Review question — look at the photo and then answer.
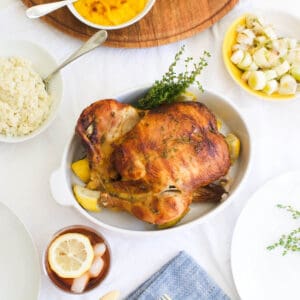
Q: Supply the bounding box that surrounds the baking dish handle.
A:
[50,168,73,206]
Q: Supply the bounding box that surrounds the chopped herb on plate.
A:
[267,204,300,255]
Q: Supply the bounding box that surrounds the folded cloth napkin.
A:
[126,251,230,300]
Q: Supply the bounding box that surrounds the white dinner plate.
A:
[231,171,300,300]
[0,202,40,300]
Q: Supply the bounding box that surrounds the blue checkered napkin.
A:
[125,251,230,300]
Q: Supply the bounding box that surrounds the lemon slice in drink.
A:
[48,233,94,278]
[73,185,101,212]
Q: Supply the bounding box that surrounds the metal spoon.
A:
[43,30,108,88]
[26,0,77,19]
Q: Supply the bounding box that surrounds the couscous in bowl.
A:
[0,40,62,143]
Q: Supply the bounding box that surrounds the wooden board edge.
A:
[21,0,239,48]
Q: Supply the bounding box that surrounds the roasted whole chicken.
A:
[76,99,230,226]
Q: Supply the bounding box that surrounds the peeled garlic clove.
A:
[247,62,259,71]
[245,14,264,30]
[237,29,255,45]
[264,70,277,81]
[286,51,296,64]
[274,60,290,77]
[263,26,277,40]
[252,22,264,35]
[253,47,269,68]
[242,29,255,44]
[255,35,267,46]
[294,51,300,64]
[94,243,106,256]
[232,43,249,52]
[245,14,257,28]
[230,50,244,65]
[100,290,121,300]
[236,24,246,33]
[279,74,297,95]
[266,51,280,67]
[271,39,280,51]
[290,65,300,81]
[248,71,267,90]
[89,256,104,278]
[287,38,297,49]
[71,273,90,294]
[237,52,252,70]
[241,71,252,82]
[272,39,288,57]
[263,80,278,95]
[244,29,256,38]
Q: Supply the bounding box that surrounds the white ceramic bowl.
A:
[68,0,156,30]
[0,40,63,143]
[50,86,252,235]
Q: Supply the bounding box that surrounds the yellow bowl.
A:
[222,13,295,101]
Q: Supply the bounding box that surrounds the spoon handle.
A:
[26,0,76,19]
[44,30,108,84]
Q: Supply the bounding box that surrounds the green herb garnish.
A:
[267,204,300,255]
[276,204,300,219]
[136,46,210,110]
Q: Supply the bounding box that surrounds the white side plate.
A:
[231,171,300,300]
[0,202,40,300]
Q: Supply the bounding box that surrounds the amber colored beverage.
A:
[44,225,110,293]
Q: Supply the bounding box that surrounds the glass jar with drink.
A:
[44,225,111,294]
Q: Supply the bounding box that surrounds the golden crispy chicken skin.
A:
[76,99,230,226]
[76,99,142,190]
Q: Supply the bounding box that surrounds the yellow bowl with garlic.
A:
[222,13,297,101]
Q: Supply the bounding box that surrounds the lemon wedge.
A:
[71,158,90,183]
[217,118,222,131]
[73,185,101,212]
[48,233,94,279]
[157,209,189,229]
[225,133,241,163]
[175,91,197,102]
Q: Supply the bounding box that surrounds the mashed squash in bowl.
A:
[69,0,155,29]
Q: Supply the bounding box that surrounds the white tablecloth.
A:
[1,0,300,299]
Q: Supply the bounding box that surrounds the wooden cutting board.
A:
[22,0,238,48]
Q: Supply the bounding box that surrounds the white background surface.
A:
[1,0,300,299]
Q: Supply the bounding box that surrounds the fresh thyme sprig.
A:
[136,46,210,110]
[267,204,300,255]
